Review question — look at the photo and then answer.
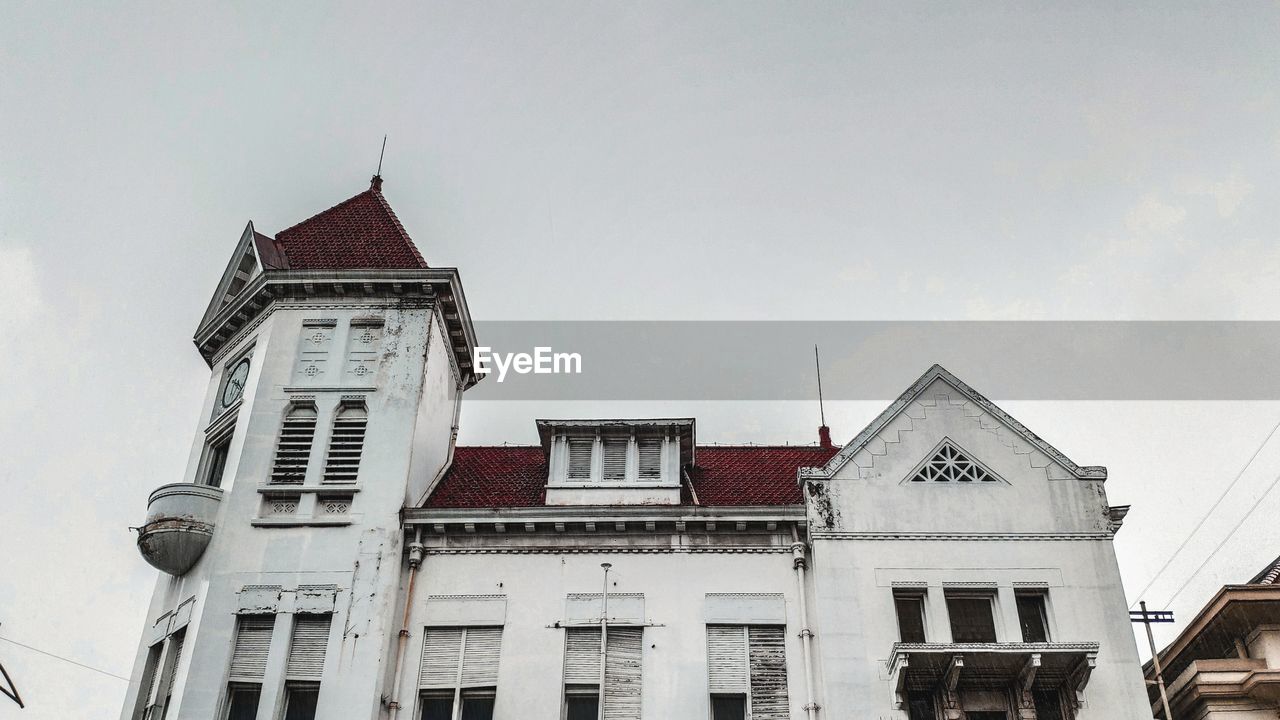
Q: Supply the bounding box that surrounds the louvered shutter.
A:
[602,438,628,481]
[229,616,274,680]
[460,627,502,687]
[285,615,331,680]
[323,406,366,484]
[603,627,643,720]
[270,406,317,484]
[747,627,790,720]
[706,626,748,693]
[567,439,593,480]
[419,628,464,688]
[563,627,601,684]
[637,439,662,480]
[156,633,184,719]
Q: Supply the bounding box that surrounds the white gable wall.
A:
[805,377,1150,719]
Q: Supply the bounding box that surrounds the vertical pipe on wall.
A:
[387,527,425,720]
[791,526,819,720]
[598,563,612,720]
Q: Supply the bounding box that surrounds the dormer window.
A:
[536,419,695,506]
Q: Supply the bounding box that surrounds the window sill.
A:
[251,517,355,528]
[283,385,377,393]
[257,484,361,494]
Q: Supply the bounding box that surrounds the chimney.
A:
[818,425,832,450]
[370,174,383,192]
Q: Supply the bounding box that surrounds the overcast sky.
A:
[4,2,1280,717]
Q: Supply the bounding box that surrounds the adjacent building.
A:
[1143,557,1280,719]
[122,179,1153,720]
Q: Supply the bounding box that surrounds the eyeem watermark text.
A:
[473,346,582,382]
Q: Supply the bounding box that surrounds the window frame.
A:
[944,591,999,644]
[562,683,600,720]
[893,591,929,643]
[709,693,748,720]
[281,682,321,720]
[1015,590,1051,643]
[222,682,263,720]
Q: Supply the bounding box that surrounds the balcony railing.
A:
[135,483,223,576]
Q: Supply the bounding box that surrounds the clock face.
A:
[221,359,250,408]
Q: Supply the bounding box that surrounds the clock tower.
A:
[121,176,480,720]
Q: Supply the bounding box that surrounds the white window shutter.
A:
[602,438,627,481]
[747,626,790,720]
[603,627,643,720]
[419,628,464,688]
[270,406,317,484]
[323,405,367,484]
[460,627,503,687]
[637,439,662,480]
[706,625,748,693]
[563,627,601,684]
[229,616,274,680]
[285,615,331,681]
[567,438,593,480]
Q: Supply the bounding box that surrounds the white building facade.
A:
[121,180,1153,720]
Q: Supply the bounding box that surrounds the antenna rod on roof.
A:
[815,345,833,449]
[377,135,387,177]
[815,345,826,427]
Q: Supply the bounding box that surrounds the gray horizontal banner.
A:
[462,321,1280,401]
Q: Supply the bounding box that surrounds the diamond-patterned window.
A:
[909,440,998,483]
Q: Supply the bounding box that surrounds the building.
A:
[122,179,1153,720]
[1143,557,1280,719]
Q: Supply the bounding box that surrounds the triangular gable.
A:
[199,221,269,331]
[903,437,1007,484]
[804,364,1106,481]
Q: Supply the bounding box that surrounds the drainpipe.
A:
[791,526,819,720]
[598,563,612,720]
[387,527,425,720]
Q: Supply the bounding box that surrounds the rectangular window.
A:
[157,630,184,720]
[226,615,273,719]
[282,685,320,720]
[203,437,231,487]
[1032,689,1065,720]
[1016,592,1050,643]
[418,691,453,720]
[602,438,628,481]
[566,438,593,480]
[711,695,746,720]
[225,684,261,720]
[563,627,643,720]
[946,594,998,643]
[564,686,599,720]
[705,626,789,720]
[907,693,937,720]
[637,438,662,480]
[418,627,502,720]
[894,593,927,643]
[133,643,162,720]
[966,713,1009,720]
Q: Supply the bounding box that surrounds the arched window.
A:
[269,404,317,485]
[323,404,367,484]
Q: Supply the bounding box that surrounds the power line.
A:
[1163,463,1280,609]
[0,635,129,683]
[1128,415,1280,609]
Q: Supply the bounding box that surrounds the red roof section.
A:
[265,178,428,270]
[423,444,840,509]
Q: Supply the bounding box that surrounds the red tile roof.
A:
[263,178,428,271]
[423,444,840,509]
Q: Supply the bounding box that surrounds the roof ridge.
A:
[367,187,427,267]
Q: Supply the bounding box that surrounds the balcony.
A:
[136,483,223,576]
[888,642,1099,713]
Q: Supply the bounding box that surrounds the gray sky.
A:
[3,2,1280,717]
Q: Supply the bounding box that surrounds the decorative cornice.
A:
[810,531,1114,541]
[423,546,791,555]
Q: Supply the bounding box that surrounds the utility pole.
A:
[598,563,611,720]
[1130,602,1175,719]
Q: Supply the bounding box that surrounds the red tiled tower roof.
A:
[263,176,428,271]
[423,444,840,509]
